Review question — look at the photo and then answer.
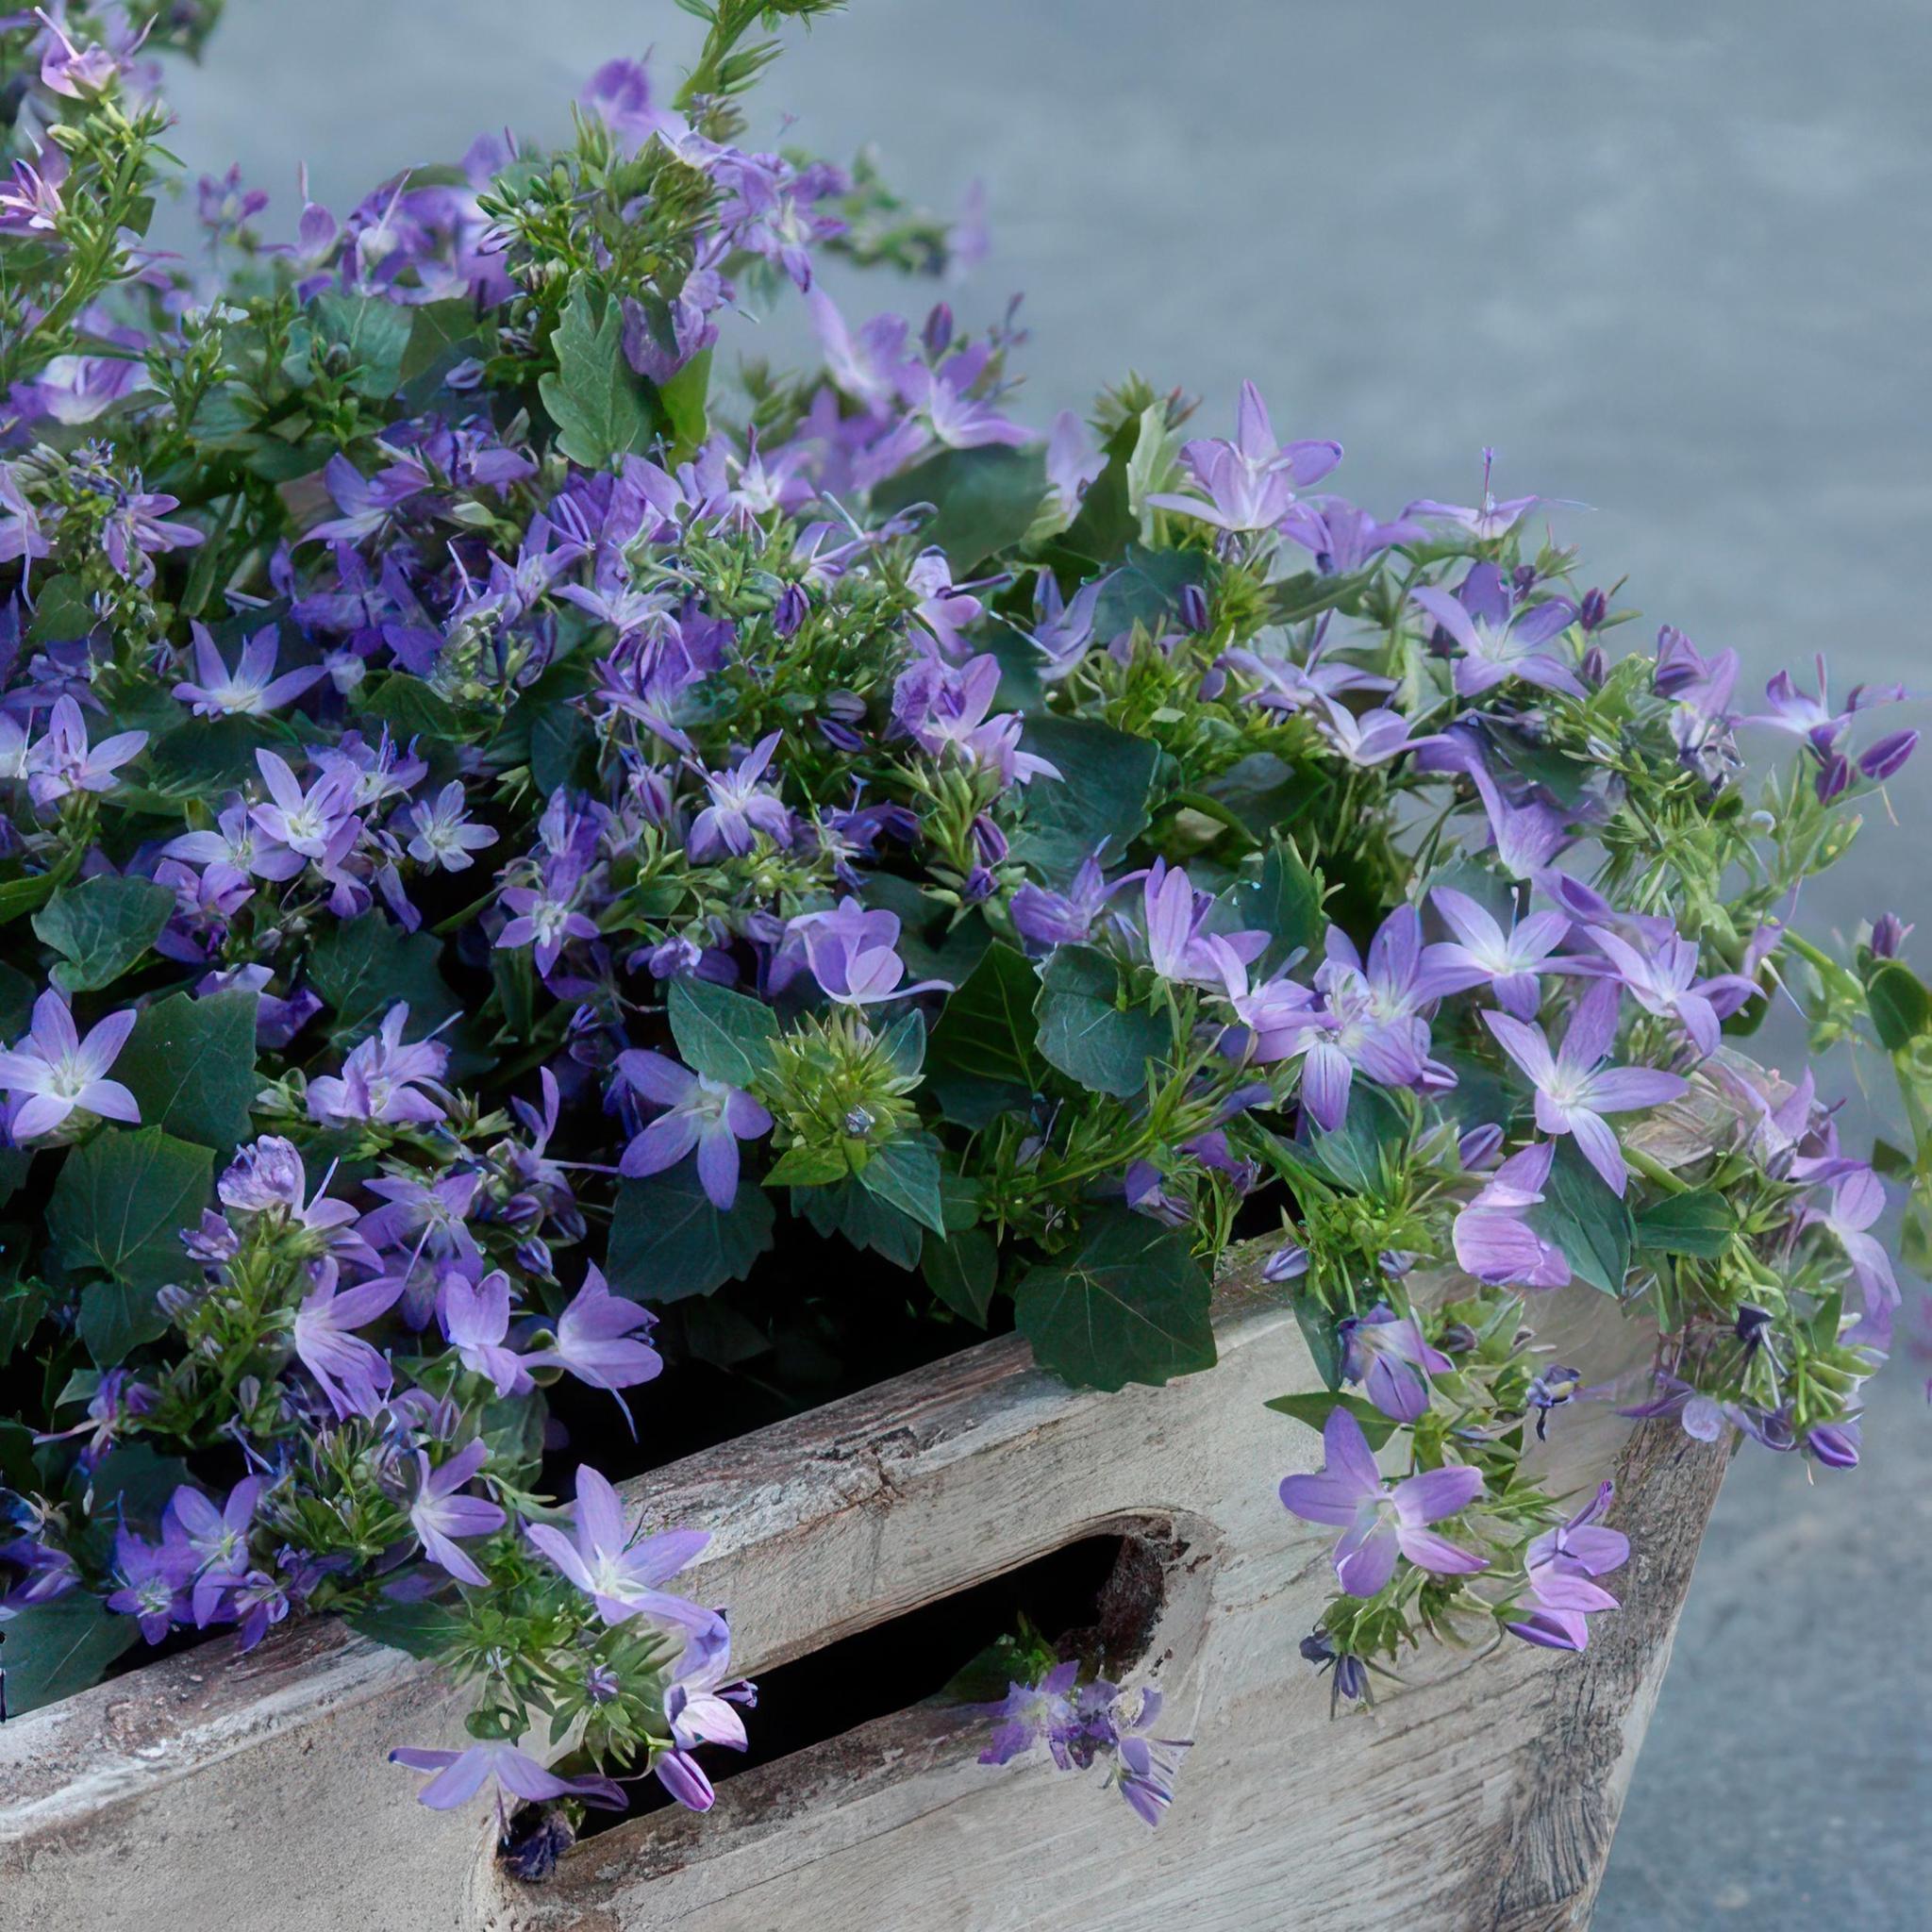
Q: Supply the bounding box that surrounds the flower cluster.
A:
[1,0,1928,1853]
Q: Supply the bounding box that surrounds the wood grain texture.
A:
[0,1247,1724,1932]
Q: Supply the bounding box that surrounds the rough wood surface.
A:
[0,1255,1724,1932]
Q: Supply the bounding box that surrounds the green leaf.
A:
[924,942,1043,1127]
[923,1223,998,1325]
[657,345,712,458]
[794,1175,924,1270]
[142,715,282,797]
[0,1277,49,1367]
[92,1442,191,1520]
[1525,1140,1636,1295]
[1013,1208,1216,1391]
[764,1143,851,1187]
[0,958,36,1039]
[363,675,471,743]
[77,1276,169,1364]
[857,1133,947,1237]
[1058,416,1141,561]
[0,1592,140,1716]
[1298,1082,1410,1195]
[1091,542,1208,638]
[32,875,175,993]
[345,1594,465,1661]
[539,277,658,469]
[26,575,96,647]
[306,914,458,1045]
[1291,1293,1344,1391]
[1266,567,1377,625]
[529,701,598,793]
[308,291,413,399]
[1868,962,1932,1052]
[1224,840,1324,974]
[1010,717,1160,882]
[1263,1391,1398,1448]
[1634,1188,1737,1258]
[116,990,258,1150]
[1035,945,1169,1099]
[872,444,1048,568]
[606,1167,774,1303]
[48,1126,215,1293]
[667,977,778,1090]
[398,298,485,405]
[876,1009,925,1078]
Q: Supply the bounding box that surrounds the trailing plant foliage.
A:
[0,0,1927,1839]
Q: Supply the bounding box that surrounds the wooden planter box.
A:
[0,1244,1723,1932]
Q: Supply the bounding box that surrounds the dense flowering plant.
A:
[2,0,1929,1851]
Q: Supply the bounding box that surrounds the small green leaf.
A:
[33,875,175,993]
[77,1276,169,1365]
[1267,567,1377,625]
[1091,542,1208,638]
[764,1143,851,1187]
[363,675,471,743]
[857,1133,947,1237]
[48,1125,215,1293]
[924,1223,998,1325]
[117,990,258,1150]
[26,575,96,648]
[142,715,282,797]
[667,977,778,1090]
[1263,1391,1398,1448]
[308,291,413,398]
[871,444,1047,568]
[1224,839,1324,974]
[1014,1208,1215,1391]
[346,1594,465,1661]
[307,914,458,1045]
[1525,1140,1636,1295]
[924,942,1043,1127]
[1291,1293,1345,1391]
[1868,961,1932,1053]
[0,1277,49,1366]
[606,1167,774,1303]
[0,1592,140,1716]
[1058,415,1141,560]
[1010,718,1159,883]
[794,1176,924,1270]
[656,345,711,458]
[1634,1188,1737,1258]
[1035,945,1169,1099]
[1298,1082,1409,1195]
[539,277,658,469]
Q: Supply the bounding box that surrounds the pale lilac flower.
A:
[1409,562,1581,700]
[101,484,202,587]
[162,800,304,883]
[172,622,324,718]
[390,1741,623,1813]
[901,344,1029,450]
[1588,925,1757,1057]
[1743,654,1904,749]
[1404,449,1539,541]
[1505,1482,1628,1652]
[25,694,147,807]
[1146,380,1341,534]
[291,1263,405,1419]
[793,896,952,1008]
[1452,1141,1572,1289]
[164,1477,262,1604]
[250,749,358,861]
[805,288,910,411]
[0,153,64,236]
[496,862,600,975]
[687,732,793,861]
[306,1005,451,1127]
[1802,1167,1898,1319]
[105,1529,194,1644]
[403,781,498,873]
[891,653,1058,785]
[303,452,425,546]
[1313,700,1434,767]
[1482,982,1688,1195]
[1425,886,1571,1020]
[1044,408,1103,519]
[905,548,983,660]
[617,1049,772,1208]
[1337,1305,1453,1423]
[1279,497,1424,574]
[526,1263,663,1394]
[1278,1407,1487,1597]
[525,1465,724,1645]
[0,461,53,575]
[1026,569,1109,681]
[408,1440,506,1587]
[218,1136,363,1248]
[1010,851,1117,950]
[441,1270,534,1398]
[654,1633,758,1813]
[0,989,139,1141]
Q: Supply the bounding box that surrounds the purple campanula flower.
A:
[1146,380,1341,534]
[360,1169,482,1267]
[617,1049,773,1209]
[249,749,358,862]
[390,1741,624,1815]
[1871,911,1912,959]
[1026,569,1110,681]
[1860,729,1919,783]
[1313,700,1436,768]
[891,652,1058,786]
[526,1263,663,1395]
[1806,1421,1862,1470]
[403,781,499,873]
[105,1529,196,1644]
[1743,654,1905,749]
[0,988,139,1141]
[1337,1305,1453,1423]
[1278,1407,1487,1597]
[900,342,1029,450]
[292,1262,406,1420]
[1009,851,1117,951]
[1409,562,1581,701]
[33,1369,155,1473]
[407,1439,505,1587]
[0,152,65,237]
[441,1270,534,1398]
[302,452,426,546]
[525,1465,724,1648]
[497,859,600,976]
[792,896,952,1008]
[1044,408,1103,520]
[1123,1159,1190,1225]
[306,1005,451,1127]
[1505,1482,1628,1651]
[195,163,268,237]
[1452,1141,1572,1289]
[172,622,323,718]
[163,799,303,883]
[219,1136,364,1251]
[1801,1167,1898,1321]
[1424,887,1571,1020]
[687,731,793,861]
[1482,982,1687,1196]
[25,694,147,807]
[1300,1628,1374,1716]
[654,1632,758,1813]
[101,483,202,588]
[1404,448,1539,541]
[0,460,54,577]
[164,1477,262,1605]
[902,548,984,661]
[1263,1241,1310,1283]
[1279,497,1423,575]
[806,287,912,412]
[1587,925,1758,1057]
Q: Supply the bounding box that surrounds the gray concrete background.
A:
[156,4,1932,1922]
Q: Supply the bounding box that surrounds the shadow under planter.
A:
[0,1249,1724,1932]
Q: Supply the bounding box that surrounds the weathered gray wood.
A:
[0,1252,1724,1932]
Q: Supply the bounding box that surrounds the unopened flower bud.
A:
[1872,911,1911,958]
[922,302,953,357]
[1860,728,1919,782]
[1178,582,1209,635]
[842,1106,874,1139]
[1578,587,1608,632]
[774,583,808,639]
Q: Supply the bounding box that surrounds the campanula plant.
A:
[1,0,1929,1857]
